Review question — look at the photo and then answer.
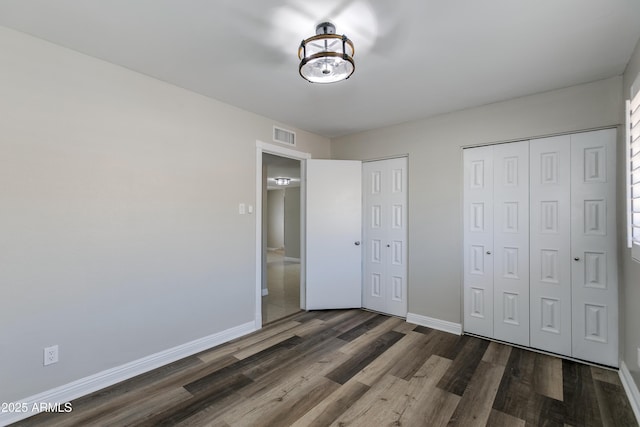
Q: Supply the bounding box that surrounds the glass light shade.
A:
[299,23,354,84]
[274,177,291,186]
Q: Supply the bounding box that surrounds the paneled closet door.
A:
[385,157,408,317]
[363,160,387,314]
[492,141,529,346]
[571,129,618,367]
[530,135,572,356]
[362,157,408,317]
[463,146,494,337]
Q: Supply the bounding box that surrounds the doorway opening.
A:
[262,153,302,324]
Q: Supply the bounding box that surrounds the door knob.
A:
[574,257,580,261]
[354,241,361,246]
[387,244,391,248]
[486,251,492,255]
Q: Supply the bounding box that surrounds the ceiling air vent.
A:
[273,126,296,146]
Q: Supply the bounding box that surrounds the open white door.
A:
[306,159,362,309]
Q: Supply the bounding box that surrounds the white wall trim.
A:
[619,361,640,424]
[256,140,311,160]
[256,144,265,329]
[406,313,462,335]
[0,321,255,426]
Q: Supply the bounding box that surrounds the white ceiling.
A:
[1,1,639,138]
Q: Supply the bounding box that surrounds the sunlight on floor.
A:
[262,249,301,324]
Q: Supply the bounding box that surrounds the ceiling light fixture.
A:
[274,177,291,186]
[298,22,354,84]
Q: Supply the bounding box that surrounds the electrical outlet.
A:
[44,345,59,366]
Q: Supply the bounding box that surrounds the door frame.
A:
[255,140,311,329]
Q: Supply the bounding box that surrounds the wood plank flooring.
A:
[14,309,637,427]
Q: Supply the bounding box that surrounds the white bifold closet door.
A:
[362,157,408,317]
[530,135,572,356]
[463,146,494,338]
[528,129,618,366]
[463,143,529,345]
[570,129,618,366]
[465,129,617,366]
[492,141,529,346]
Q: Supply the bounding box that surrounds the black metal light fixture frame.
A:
[298,22,355,84]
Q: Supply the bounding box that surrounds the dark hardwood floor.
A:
[14,309,637,426]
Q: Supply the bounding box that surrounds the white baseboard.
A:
[262,288,269,296]
[619,361,640,425]
[0,321,256,426]
[406,313,462,335]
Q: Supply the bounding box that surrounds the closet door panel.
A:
[463,146,494,337]
[385,157,408,317]
[493,141,530,346]
[571,129,618,367]
[363,161,387,314]
[530,135,572,356]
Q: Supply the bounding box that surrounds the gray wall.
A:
[0,26,330,402]
[622,37,640,385]
[284,187,301,259]
[331,76,622,325]
[267,189,285,249]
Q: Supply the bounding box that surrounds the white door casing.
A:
[255,141,310,328]
[492,141,530,346]
[570,129,618,366]
[463,146,494,337]
[362,158,408,317]
[306,159,362,310]
[530,135,572,356]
